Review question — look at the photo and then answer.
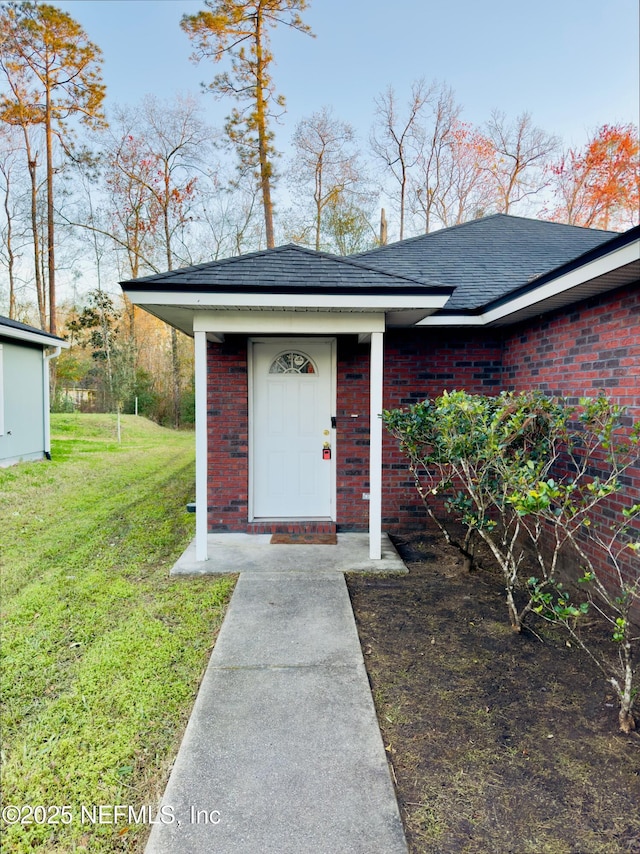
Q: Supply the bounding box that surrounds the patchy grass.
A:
[347,531,640,854]
[0,414,235,853]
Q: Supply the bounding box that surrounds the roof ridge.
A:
[281,241,448,287]
[326,249,448,288]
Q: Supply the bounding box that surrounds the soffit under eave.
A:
[486,261,640,327]
[420,260,640,329]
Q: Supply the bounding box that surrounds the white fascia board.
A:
[0,325,70,348]
[420,314,486,326]
[126,290,450,312]
[419,239,639,328]
[193,310,385,334]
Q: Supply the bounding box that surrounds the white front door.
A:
[251,338,336,519]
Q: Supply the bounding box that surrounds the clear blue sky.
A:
[57,0,639,152]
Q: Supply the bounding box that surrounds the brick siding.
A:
[503,283,640,407]
[381,329,504,530]
[502,283,640,588]
[206,336,248,532]
[336,337,371,530]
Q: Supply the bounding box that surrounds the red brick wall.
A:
[380,329,504,531]
[503,283,640,587]
[503,283,640,407]
[206,337,248,532]
[335,337,371,530]
[334,331,504,531]
[204,332,503,533]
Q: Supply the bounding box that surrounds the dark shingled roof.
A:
[354,214,619,310]
[121,242,452,296]
[0,314,66,343]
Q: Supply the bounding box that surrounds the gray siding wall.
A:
[0,338,45,466]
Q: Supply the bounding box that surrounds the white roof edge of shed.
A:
[0,322,70,349]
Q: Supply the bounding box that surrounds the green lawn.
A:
[0,414,235,853]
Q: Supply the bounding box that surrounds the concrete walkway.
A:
[145,534,408,854]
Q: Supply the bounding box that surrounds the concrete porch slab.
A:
[170,532,407,576]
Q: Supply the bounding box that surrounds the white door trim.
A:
[248,337,337,522]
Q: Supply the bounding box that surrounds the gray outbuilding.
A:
[0,315,68,467]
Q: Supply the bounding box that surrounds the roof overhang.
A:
[419,234,639,328]
[123,290,453,337]
[0,323,70,349]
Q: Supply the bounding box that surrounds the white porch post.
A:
[369,331,384,559]
[194,330,209,562]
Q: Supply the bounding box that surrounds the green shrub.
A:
[384,391,640,732]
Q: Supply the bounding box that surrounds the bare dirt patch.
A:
[346,530,640,854]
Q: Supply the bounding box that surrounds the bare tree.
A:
[431,121,498,228]
[199,168,264,258]
[484,110,559,213]
[0,60,47,326]
[124,95,209,271]
[370,80,431,240]
[408,83,461,233]
[106,96,209,426]
[138,95,209,427]
[0,122,23,317]
[100,114,162,281]
[64,94,212,425]
[289,106,370,251]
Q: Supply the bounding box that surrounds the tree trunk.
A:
[506,586,522,632]
[45,82,56,335]
[2,164,16,318]
[164,208,181,428]
[254,10,275,248]
[171,327,180,428]
[399,168,406,240]
[618,643,637,734]
[98,294,114,407]
[25,144,46,329]
[314,156,322,251]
